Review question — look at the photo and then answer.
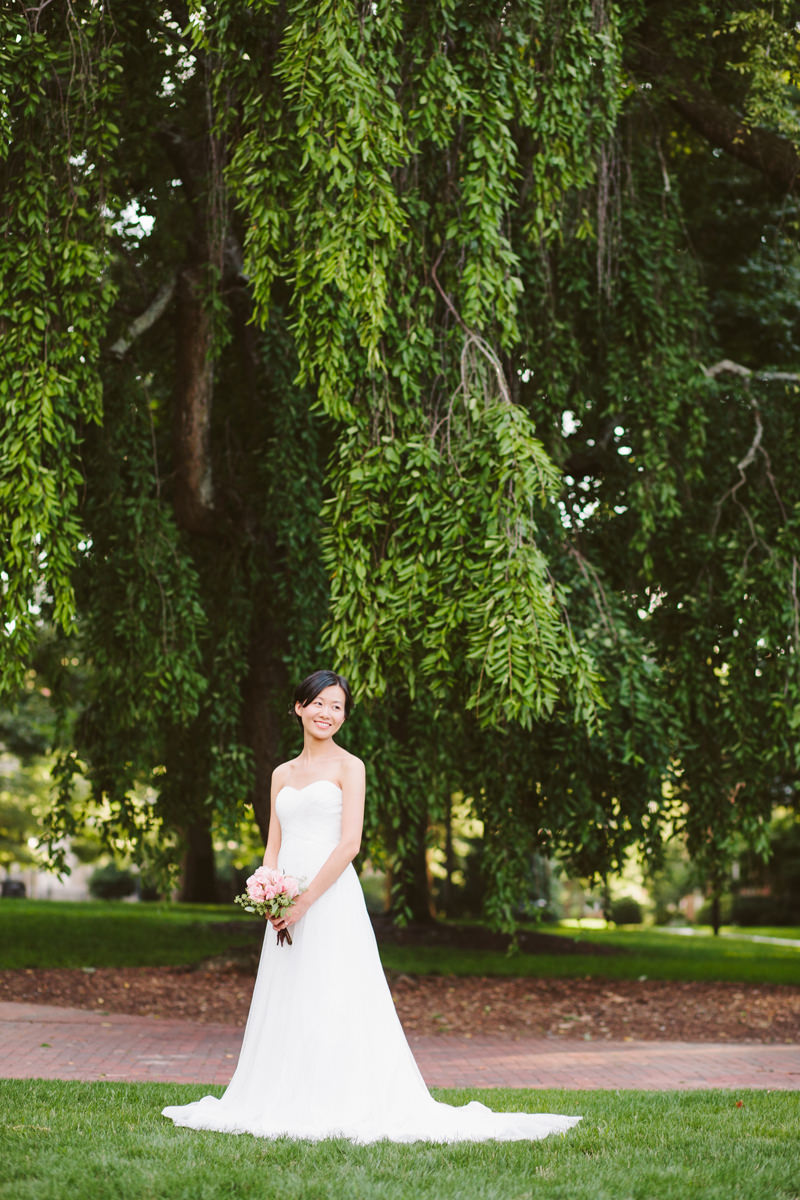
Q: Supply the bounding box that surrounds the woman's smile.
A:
[296,684,347,738]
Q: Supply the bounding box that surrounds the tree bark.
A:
[632,43,800,193]
[442,799,454,914]
[711,891,721,937]
[173,265,218,535]
[670,88,800,193]
[406,816,436,922]
[241,615,288,844]
[385,707,436,924]
[178,817,218,902]
[388,809,436,924]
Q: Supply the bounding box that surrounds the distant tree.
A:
[731,807,800,924]
[0,679,56,873]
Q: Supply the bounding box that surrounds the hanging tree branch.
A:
[108,275,178,358]
[703,358,800,384]
[670,88,800,193]
[632,43,800,193]
[430,248,512,409]
[707,362,794,607]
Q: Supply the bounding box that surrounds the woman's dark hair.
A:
[292,670,353,727]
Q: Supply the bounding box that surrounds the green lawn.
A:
[379,924,800,986]
[1,1080,797,1200]
[1,901,797,985]
[558,922,800,944]
[0,900,254,969]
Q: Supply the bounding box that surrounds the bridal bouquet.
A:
[235,866,303,946]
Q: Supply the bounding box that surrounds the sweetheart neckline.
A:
[277,780,343,796]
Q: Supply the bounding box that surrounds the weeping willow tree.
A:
[1,0,798,919]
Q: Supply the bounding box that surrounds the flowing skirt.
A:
[162,837,580,1143]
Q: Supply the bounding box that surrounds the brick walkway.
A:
[2,1002,798,1090]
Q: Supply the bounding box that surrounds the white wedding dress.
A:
[162,780,580,1143]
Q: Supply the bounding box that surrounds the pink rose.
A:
[234,866,305,947]
[243,866,300,906]
[282,874,300,899]
[245,874,266,902]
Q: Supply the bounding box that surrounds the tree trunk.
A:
[711,891,721,937]
[178,817,217,902]
[386,706,435,924]
[406,819,436,922]
[241,615,287,844]
[173,265,218,536]
[442,799,454,915]
[388,808,436,924]
[602,876,612,927]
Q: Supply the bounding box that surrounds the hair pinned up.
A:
[291,670,353,727]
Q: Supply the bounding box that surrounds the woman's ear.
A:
[294,700,304,718]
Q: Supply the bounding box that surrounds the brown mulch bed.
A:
[2,964,797,1043]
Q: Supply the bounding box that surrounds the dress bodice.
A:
[276,780,343,850]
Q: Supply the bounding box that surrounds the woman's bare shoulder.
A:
[336,749,365,777]
[271,758,300,791]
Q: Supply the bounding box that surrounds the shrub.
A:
[731,894,795,926]
[88,863,136,901]
[138,876,163,902]
[610,896,643,925]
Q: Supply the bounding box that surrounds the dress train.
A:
[162,781,580,1144]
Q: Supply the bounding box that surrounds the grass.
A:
[561,920,800,942]
[1,915,797,1198]
[1,901,798,984]
[379,924,800,986]
[0,900,254,969]
[1,1080,797,1200]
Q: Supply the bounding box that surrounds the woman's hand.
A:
[269,893,311,933]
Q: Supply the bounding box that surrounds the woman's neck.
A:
[300,737,338,762]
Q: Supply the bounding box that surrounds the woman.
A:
[162,669,580,1143]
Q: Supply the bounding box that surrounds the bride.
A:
[162,670,581,1144]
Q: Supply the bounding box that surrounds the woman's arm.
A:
[262,769,285,870]
[272,756,366,933]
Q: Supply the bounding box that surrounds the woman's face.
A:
[295,684,347,740]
